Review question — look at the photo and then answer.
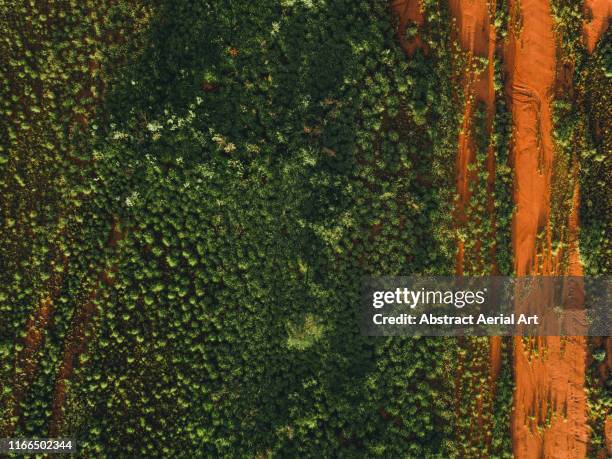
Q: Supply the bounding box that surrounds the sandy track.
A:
[507,0,588,456]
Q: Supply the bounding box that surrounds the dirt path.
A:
[583,0,610,53]
[506,0,589,456]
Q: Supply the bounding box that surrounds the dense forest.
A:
[0,0,609,457]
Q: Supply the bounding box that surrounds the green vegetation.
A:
[0,1,474,456]
[549,11,611,456]
[492,56,514,275]
[547,0,611,274]
[550,95,580,264]
[461,83,513,277]
[493,0,511,41]
[0,0,150,437]
[461,101,493,276]
[586,337,612,458]
[550,0,585,63]
[548,0,586,265]
[580,29,611,459]
[549,0,610,275]
[0,0,606,457]
[491,338,514,457]
[577,31,611,275]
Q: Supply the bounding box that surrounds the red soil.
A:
[583,0,610,53]
[506,0,588,455]
[391,0,425,57]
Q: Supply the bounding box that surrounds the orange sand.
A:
[507,0,589,456]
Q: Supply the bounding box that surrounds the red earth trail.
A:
[506,0,588,456]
